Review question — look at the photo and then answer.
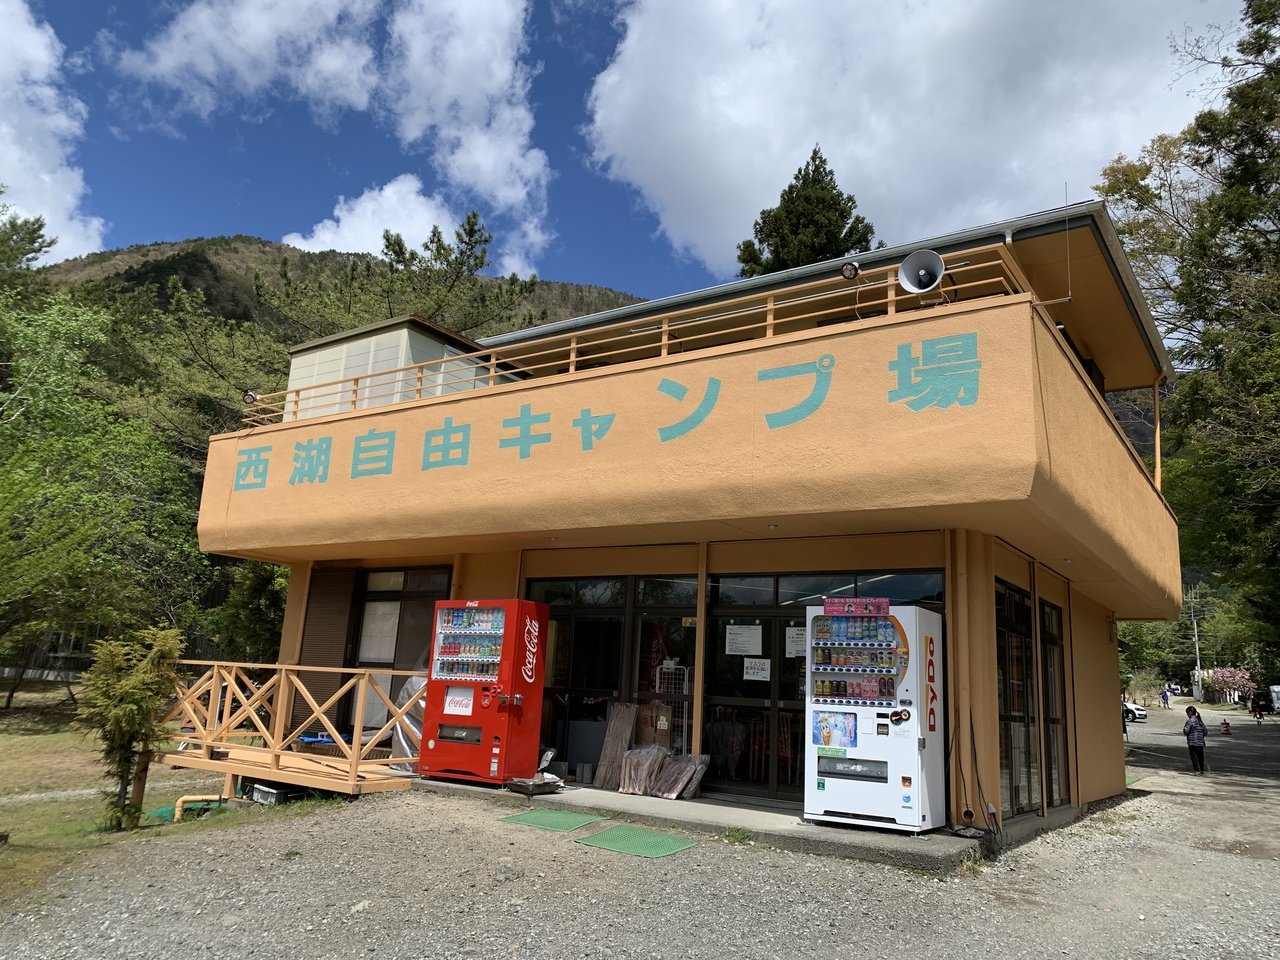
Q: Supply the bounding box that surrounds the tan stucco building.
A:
[197,200,1178,832]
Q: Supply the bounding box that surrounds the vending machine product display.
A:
[803,599,944,833]
[419,599,550,785]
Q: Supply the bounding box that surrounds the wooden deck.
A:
[160,661,427,797]
[157,744,416,795]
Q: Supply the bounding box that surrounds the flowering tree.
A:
[1202,666,1256,705]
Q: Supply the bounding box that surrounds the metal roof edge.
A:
[480,201,1112,348]
[481,200,1174,388]
[1087,209,1176,384]
[289,313,484,356]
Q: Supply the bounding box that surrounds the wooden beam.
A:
[691,541,708,757]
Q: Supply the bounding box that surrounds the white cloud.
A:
[585,0,1239,277]
[113,0,551,271]
[381,0,551,270]
[282,174,459,254]
[0,0,106,261]
[114,0,382,121]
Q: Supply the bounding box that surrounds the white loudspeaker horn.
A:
[898,249,945,294]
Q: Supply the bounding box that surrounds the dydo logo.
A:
[521,616,540,684]
[925,634,938,733]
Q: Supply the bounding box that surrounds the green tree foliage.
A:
[1097,3,1280,658]
[737,146,877,278]
[215,562,289,663]
[0,185,56,297]
[256,211,545,341]
[1120,583,1280,689]
[90,279,289,463]
[76,625,184,830]
[1,287,208,693]
[0,292,108,438]
[0,404,209,659]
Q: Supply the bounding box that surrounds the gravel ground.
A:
[2,702,1277,960]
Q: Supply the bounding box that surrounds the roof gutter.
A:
[481,201,1173,386]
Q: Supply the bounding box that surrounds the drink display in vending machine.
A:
[803,598,945,833]
[419,599,550,785]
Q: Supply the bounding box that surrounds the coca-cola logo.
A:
[521,616,540,683]
[442,684,473,715]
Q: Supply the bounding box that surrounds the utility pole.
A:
[1184,587,1204,701]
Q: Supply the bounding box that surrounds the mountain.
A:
[42,235,643,332]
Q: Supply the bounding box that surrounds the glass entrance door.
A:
[997,581,1041,818]
[703,616,805,800]
[541,614,624,770]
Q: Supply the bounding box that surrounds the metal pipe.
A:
[173,795,221,823]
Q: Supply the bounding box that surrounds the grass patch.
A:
[0,682,99,796]
[0,787,348,904]
[1084,809,1140,836]
[721,826,754,844]
[0,680,349,904]
[956,858,987,877]
[0,681,219,799]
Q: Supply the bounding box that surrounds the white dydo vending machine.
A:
[803,598,944,833]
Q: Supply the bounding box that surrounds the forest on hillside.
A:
[7,4,1280,700]
[0,211,639,688]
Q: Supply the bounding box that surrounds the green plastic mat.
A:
[144,801,220,823]
[573,824,696,858]
[500,809,608,832]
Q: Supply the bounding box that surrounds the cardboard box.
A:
[636,703,673,749]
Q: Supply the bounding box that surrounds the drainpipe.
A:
[1152,374,1163,490]
[951,530,976,827]
[174,795,222,822]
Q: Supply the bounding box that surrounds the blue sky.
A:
[3,0,1241,301]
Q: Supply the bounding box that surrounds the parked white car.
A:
[1122,700,1147,722]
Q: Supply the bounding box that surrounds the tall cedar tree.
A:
[736,147,876,277]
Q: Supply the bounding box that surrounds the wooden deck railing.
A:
[242,244,1027,426]
[160,661,426,792]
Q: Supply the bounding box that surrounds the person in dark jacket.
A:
[1183,706,1208,775]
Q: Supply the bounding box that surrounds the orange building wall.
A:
[1070,591,1125,803]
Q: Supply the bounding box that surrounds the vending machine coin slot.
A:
[437,724,482,744]
[815,756,889,782]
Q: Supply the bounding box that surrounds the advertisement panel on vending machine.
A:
[803,598,945,833]
[419,599,550,785]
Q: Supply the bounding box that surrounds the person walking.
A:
[1161,689,1170,709]
[1184,706,1208,775]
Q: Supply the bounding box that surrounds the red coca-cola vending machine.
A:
[419,598,549,785]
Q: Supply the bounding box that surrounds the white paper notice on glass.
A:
[725,624,763,656]
[784,626,806,658]
[743,658,771,682]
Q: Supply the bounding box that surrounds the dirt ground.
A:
[1121,696,1280,860]
[0,694,1276,960]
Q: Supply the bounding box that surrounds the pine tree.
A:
[736,146,877,278]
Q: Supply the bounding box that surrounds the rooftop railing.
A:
[243,244,1028,426]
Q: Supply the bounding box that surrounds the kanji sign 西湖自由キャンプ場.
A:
[232,340,979,492]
